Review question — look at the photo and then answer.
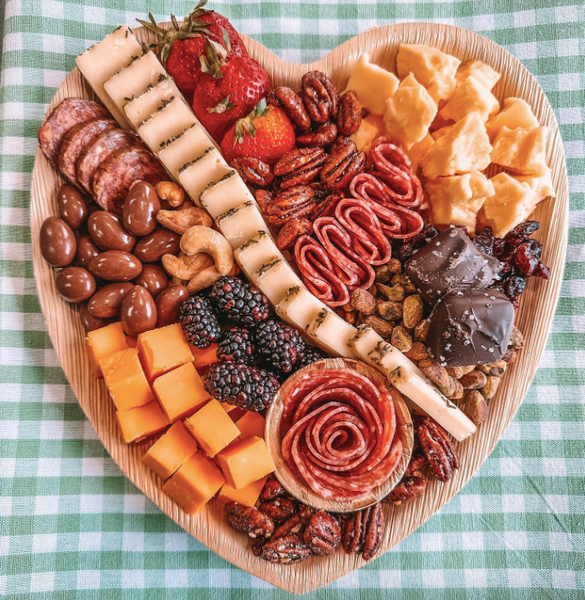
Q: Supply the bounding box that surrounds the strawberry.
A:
[138,1,247,103]
[192,39,271,142]
[220,99,297,165]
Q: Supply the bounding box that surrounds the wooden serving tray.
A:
[30,23,568,594]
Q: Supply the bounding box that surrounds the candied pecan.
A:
[260,477,287,502]
[301,71,339,123]
[296,122,338,147]
[274,86,311,130]
[274,147,327,189]
[320,137,366,191]
[266,185,316,227]
[297,503,317,523]
[387,475,426,504]
[231,157,274,187]
[258,497,296,523]
[303,512,341,556]
[273,514,304,539]
[225,502,274,538]
[341,503,385,561]
[416,418,459,482]
[277,218,313,251]
[255,189,273,215]
[337,90,362,136]
[261,534,312,564]
[251,537,265,556]
[405,453,428,477]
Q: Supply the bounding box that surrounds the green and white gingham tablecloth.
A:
[1,1,584,598]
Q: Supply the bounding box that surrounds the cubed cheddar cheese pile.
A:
[85,321,275,515]
[347,45,556,238]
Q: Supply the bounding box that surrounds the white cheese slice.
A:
[138,96,198,153]
[276,286,327,331]
[252,257,304,305]
[306,309,358,358]
[123,77,179,128]
[217,201,266,249]
[178,147,230,206]
[103,52,166,112]
[76,26,143,129]
[388,366,476,442]
[158,123,216,179]
[234,231,284,281]
[200,170,255,219]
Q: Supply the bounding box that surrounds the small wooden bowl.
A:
[265,358,413,513]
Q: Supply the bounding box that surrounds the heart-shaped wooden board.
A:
[30,22,568,594]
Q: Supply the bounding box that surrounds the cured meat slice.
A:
[92,146,167,213]
[58,118,117,187]
[38,98,107,164]
[76,129,136,194]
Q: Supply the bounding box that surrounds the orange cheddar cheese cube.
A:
[191,343,219,369]
[100,347,154,411]
[116,401,169,444]
[86,322,128,378]
[236,411,266,440]
[142,420,198,480]
[163,451,225,514]
[217,476,268,507]
[137,323,193,381]
[216,436,275,490]
[153,362,210,423]
[185,399,241,457]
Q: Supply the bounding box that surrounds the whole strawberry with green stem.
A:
[220,99,297,165]
[137,0,248,103]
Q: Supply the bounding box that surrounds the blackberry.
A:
[205,363,280,412]
[210,276,270,326]
[218,327,256,364]
[255,319,306,373]
[297,345,327,369]
[179,295,221,349]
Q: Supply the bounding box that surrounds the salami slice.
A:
[38,98,107,164]
[92,146,167,213]
[58,118,117,187]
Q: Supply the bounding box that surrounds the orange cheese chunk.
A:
[116,401,169,444]
[86,322,128,378]
[191,343,219,369]
[491,126,549,176]
[142,420,198,480]
[137,323,193,381]
[217,476,268,507]
[100,347,154,411]
[236,411,266,440]
[216,436,275,490]
[185,399,241,457]
[163,451,226,514]
[153,362,210,422]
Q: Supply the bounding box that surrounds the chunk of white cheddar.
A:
[439,76,500,123]
[158,123,216,179]
[234,231,285,282]
[350,114,385,153]
[276,286,326,331]
[421,112,492,179]
[124,77,180,128]
[217,201,266,249]
[384,74,437,150]
[178,148,230,205]
[404,134,434,174]
[200,170,255,219]
[76,25,143,128]
[485,97,539,142]
[456,60,501,91]
[396,44,461,103]
[306,309,357,358]
[344,53,399,116]
[252,258,304,305]
[491,126,549,176]
[104,52,166,112]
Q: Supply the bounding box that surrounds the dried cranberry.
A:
[473,226,495,255]
[505,221,540,246]
[534,262,551,280]
[521,239,542,259]
[514,244,540,275]
[398,241,415,261]
[504,275,526,298]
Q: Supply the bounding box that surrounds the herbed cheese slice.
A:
[138,96,198,153]
[252,258,304,305]
[200,170,255,219]
[276,286,326,331]
[104,52,166,112]
[234,231,284,281]
[124,77,179,128]
[76,25,143,129]
[217,201,266,249]
[158,124,216,179]
[178,148,230,205]
[306,309,358,358]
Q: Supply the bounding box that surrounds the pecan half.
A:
[341,503,385,561]
[251,537,265,556]
[296,122,338,147]
[231,157,274,187]
[303,512,341,556]
[273,514,304,540]
[416,417,459,482]
[320,137,366,191]
[274,147,327,189]
[265,185,316,228]
[225,502,274,539]
[301,71,339,123]
[387,475,426,504]
[259,477,287,502]
[337,90,362,136]
[261,534,312,564]
[297,503,317,523]
[255,189,273,215]
[258,497,296,523]
[276,217,313,251]
[274,86,311,130]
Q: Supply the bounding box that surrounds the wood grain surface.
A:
[30,23,569,594]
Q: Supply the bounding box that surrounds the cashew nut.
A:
[162,252,213,280]
[187,265,223,294]
[157,207,213,234]
[180,226,234,276]
[156,181,185,207]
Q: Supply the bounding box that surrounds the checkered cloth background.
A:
[1,0,584,597]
